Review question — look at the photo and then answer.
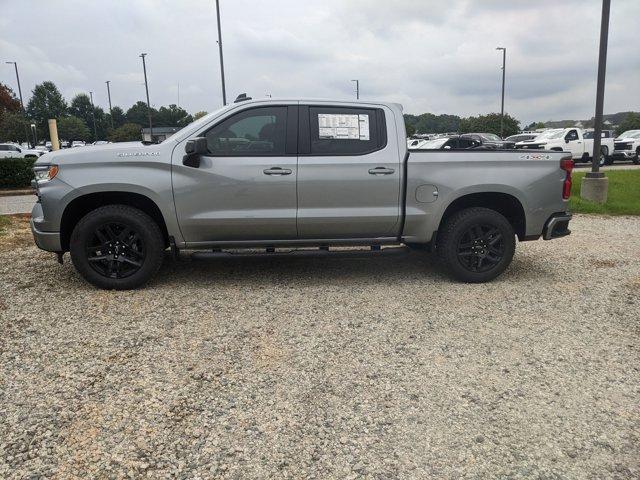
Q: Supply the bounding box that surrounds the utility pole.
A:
[140,53,154,140]
[581,0,611,203]
[89,91,98,141]
[351,79,359,99]
[105,81,113,128]
[215,0,227,105]
[5,61,31,146]
[496,47,506,138]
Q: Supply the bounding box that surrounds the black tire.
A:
[633,148,640,165]
[599,146,608,166]
[436,207,516,283]
[69,205,165,290]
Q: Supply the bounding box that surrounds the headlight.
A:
[33,165,59,183]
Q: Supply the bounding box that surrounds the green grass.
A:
[0,215,10,236]
[570,169,640,215]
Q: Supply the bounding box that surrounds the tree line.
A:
[404,112,521,138]
[0,81,208,144]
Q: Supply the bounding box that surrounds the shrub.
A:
[0,157,36,188]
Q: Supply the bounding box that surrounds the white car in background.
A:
[71,141,86,148]
[0,143,47,159]
[612,130,640,164]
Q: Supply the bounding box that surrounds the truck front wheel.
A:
[436,207,516,283]
[69,205,165,290]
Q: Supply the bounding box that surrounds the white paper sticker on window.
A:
[318,113,370,140]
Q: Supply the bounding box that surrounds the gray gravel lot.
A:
[1,214,638,479]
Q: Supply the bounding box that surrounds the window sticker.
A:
[318,113,370,140]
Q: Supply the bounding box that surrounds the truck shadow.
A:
[148,249,555,289]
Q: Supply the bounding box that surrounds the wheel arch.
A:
[437,192,526,240]
[60,191,169,251]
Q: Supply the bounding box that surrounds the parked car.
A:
[31,98,573,289]
[0,143,46,159]
[409,136,481,150]
[92,140,111,146]
[459,133,516,149]
[71,141,86,148]
[515,128,614,165]
[505,133,537,143]
[612,129,640,165]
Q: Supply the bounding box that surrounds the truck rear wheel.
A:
[69,205,165,290]
[436,207,515,283]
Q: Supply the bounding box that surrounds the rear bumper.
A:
[30,202,62,252]
[543,213,572,240]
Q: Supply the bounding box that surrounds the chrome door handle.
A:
[263,167,292,176]
[368,167,395,175]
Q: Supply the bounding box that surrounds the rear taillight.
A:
[560,158,573,199]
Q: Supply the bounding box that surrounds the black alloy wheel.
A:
[436,207,516,283]
[456,224,505,273]
[86,222,146,279]
[69,205,165,290]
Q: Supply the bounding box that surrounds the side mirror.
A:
[183,137,208,168]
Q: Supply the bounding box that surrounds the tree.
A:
[193,111,208,120]
[405,121,416,137]
[615,112,640,136]
[458,113,520,137]
[0,83,21,113]
[68,94,93,126]
[26,81,67,132]
[126,101,156,126]
[109,106,126,128]
[404,113,461,134]
[155,104,193,127]
[57,115,91,142]
[108,123,142,142]
[0,111,30,143]
[524,121,546,130]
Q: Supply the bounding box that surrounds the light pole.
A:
[5,61,31,146]
[581,0,611,203]
[351,79,360,99]
[105,81,113,128]
[215,0,227,106]
[89,91,98,141]
[140,53,153,140]
[496,47,506,138]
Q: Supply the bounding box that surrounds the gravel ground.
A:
[0,214,638,479]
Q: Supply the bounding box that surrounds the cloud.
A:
[1,0,638,125]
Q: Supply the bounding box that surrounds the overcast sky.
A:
[1,0,639,125]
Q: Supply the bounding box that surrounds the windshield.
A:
[479,133,501,142]
[533,129,564,140]
[618,130,640,139]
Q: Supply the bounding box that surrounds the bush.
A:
[0,157,36,188]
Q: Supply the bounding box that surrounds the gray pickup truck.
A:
[31,98,573,289]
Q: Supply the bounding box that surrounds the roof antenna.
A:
[234,93,252,103]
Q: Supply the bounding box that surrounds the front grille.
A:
[614,142,632,151]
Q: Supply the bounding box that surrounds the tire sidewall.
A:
[70,206,164,290]
[440,209,516,283]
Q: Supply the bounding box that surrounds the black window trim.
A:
[198,104,296,157]
[299,105,388,157]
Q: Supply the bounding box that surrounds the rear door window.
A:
[306,106,385,155]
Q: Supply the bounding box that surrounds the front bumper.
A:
[543,213,572,240]
[611,150,636,159]
[30,202,62,252]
